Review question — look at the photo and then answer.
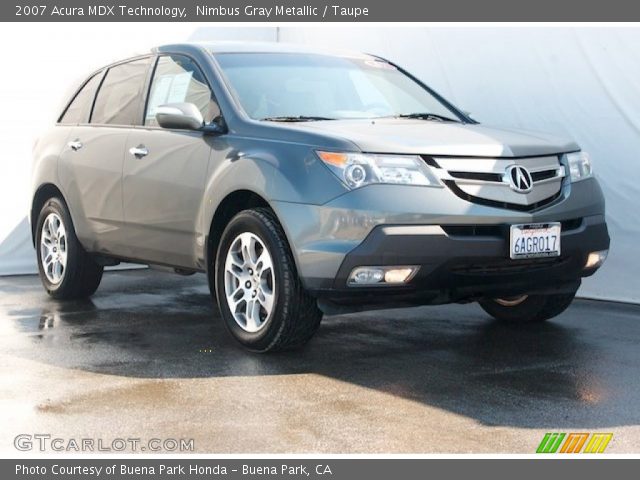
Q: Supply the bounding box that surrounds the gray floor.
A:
[1,270,639,453]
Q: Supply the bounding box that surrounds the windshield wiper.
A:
[260,115,336,122]
[396,112,460,123]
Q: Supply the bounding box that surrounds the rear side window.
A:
[91,58,151,125]
[59,72,103,124]
[145,55,219,127]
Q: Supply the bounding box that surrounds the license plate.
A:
[510,223,561,259]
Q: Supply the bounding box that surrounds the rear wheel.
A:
[478,291,577,323]
[214,208,322,352]
[36,197,103,299]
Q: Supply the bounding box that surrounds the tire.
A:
[36,197,103,299]
[214,208,322,352]
[478,291,577,323]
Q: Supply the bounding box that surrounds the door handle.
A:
[67,140,83,151]
[129,145,149,158]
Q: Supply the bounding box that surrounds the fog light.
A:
[348,266,418,286]
[585,249,608,269]
[384,268,415,284]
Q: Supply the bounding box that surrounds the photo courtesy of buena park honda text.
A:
[0,0,639,477]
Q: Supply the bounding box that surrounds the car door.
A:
[122,54,221,268]
[58,57,152,256]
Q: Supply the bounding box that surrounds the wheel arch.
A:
[206,190,273,274]
[30,183,68,246]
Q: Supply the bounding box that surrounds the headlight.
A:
[316,151,441,189]
[565,151,593,182]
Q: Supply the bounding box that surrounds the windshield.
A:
[215,53,462,121]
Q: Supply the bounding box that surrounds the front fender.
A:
[197,137,349,268]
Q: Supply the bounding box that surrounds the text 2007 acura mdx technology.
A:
[31,42,610,352]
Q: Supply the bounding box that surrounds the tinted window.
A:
[216,53,460,121]
[91,58,150,125]
[145,55,219,127]
[59,72,103,124]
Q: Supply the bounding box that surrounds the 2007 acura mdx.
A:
[31,42,610,351]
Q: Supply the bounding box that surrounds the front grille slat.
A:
[441,225,503,237]
[448,171,503,182]
[441,218,583,238]
[531,169,558,182]
[450,256,570,276]
[444,180,562,212]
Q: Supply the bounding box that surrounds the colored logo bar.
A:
[537,433,613,453]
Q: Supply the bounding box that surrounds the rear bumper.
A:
[315,214,608,310]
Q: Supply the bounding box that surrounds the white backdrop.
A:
[1,25,638,303]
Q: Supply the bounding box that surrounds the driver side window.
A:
[145,55,219,127]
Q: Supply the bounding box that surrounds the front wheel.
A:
[214,208,322,352]
[478,291,577,323]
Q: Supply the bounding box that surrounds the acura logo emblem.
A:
[506,165,533,193]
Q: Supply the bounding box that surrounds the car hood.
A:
[285,118,579,157]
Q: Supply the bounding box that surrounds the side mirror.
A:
[156,103,204,130]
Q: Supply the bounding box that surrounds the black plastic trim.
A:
[443,180,563,212]
[448,171,503,182]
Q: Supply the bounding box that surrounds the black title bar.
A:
[5,0,640,21]
[4,459,640,480]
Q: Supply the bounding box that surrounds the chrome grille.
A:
[427,155,566,210]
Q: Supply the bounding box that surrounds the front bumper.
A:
[271,177,608,306]
[321,215,609,309]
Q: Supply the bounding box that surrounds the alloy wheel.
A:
[223,232,276,333]
[40,213,67,284]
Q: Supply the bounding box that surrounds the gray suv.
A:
[31,42,610,352]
